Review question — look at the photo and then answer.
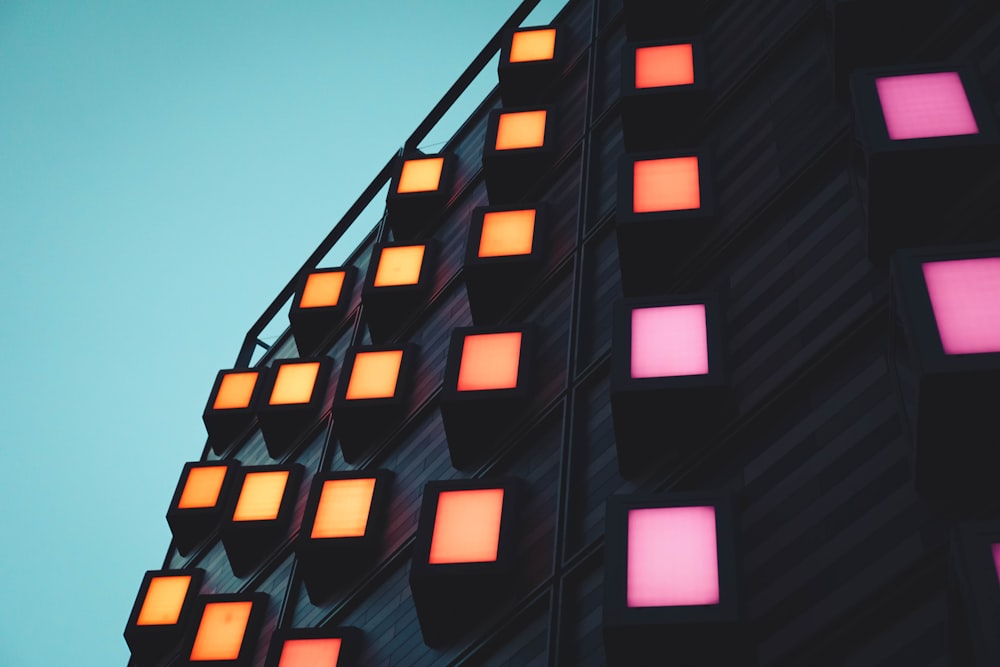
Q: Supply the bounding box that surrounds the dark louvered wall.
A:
[133,0,1000,664]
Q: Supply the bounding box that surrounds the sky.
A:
[0,1,565,664]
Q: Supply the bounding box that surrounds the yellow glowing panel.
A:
[632,156,701,213]
[635,43,695,89]
[495,110,548,150]
[397,157,445,194]
[268,362,321,406]
[212,372,259,410]
[299,271,346,309]
[177,466,228,510]
[278,638,342,667]
[232,471,289,522]
[135,575,192,626]
[456,332,522,391]
[372,245,425,287]
[344,350,403,400]
[189,600,253,662]
[478,209,536,257]
[428,488,505,564]
[509,29,557,63]
[311,478,377,539]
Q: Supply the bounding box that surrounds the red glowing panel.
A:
[344,349,403,400]
[632,156,701,213]
[189,600,253,662]
[428,488,504,564]
[635,43,695,89]
[495,110,547,151]
[373,245,425,287]
[311,478,377,539]
[135,575,192,626]
[232,471,289,522]
[278,638,342,667]
[300,271,346,309]
[478,209,536,257]
[212,372,259,410]
[509,29,557,63]
[627,506,720,607]
[177,466,228,509]
[397,157,444,194]
[993,543,1000,586]
[269,362,321,405]
[456,332,522,391]
[875,72,979,140]
[631,305,709,378]
[921,258,1000,355]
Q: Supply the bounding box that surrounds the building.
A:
[124,0,1000,664]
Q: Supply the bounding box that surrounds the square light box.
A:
[409,478,521,648]
[620,39,711,151]
[891,246,1000,512]
[220,464,303,577]
[603,492,741,666]
[439,326,534,469]
[124,568,204,663]
[616,151,715,296]
[851,64,1000,262]
[464,204,547,325]
[610,294,730,477]
[332,344,418,463]
[167,461,239,556]
[949,522,1000,666]
[203,368,263,454]
[385,152,454,239]
[256,357,333,459]
[295,470,394,604]
[361,241,436,342]
[288,266,358,355]
[497,24,565,106]
[483,106,556,203]
[265,627,363,667]
[182,593,269,666]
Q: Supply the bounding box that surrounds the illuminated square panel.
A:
[135,574,193,626]
[632,156,701,213]
[456,332,523,391]
[221,465,302,576]
[311,478,377,539]
[635,43,694,89]
[478,209,536,258]
[265,628,361,667]
[630,304,709,378]
[386,152,453,239]
[177,465,229,510]
[921,258,1000,355]
[374,245,425,287]
[186,594,267,665]
[256,357,332,458]
[397,157,445,194]
[627,506,719,607]
[509,28,556,63]
[167,462,237,555]
[429,488,505,564]
[269,361,321,405]
[212,372,259,410]
[495,110,548,150]
[498,24,563,107]
[124,569,204,661]
[203,369,262,452]
[289,266,357,355]
[344,349,403,400]
[483,106,557,201]
[299,271,347,309]
[875,72,978,140]
[278,638,341,666]
[233,470,289,522]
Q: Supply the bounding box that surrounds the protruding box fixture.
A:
[256,358,333,458]
[203,369,263,453]
[498,25,564,105]
[385,152,454,239]
[288,267,358,355]
[220,465,303,576]
[264,627,363,667]
[124,569,204,662]
[483,107,556,203]
[361,241,435,342]
[167,461,239,555]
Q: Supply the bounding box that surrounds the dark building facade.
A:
[124,0,1000,664]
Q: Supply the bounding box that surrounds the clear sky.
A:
[0,1,564,664]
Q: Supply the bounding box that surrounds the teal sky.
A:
[0,1,564,663]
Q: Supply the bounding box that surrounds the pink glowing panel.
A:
[630,305,709,378]
[992,543,1000,586]
[921,258,1000,355]
[627,506,720,607]
[875,72,979,140]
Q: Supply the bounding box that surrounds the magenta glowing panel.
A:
[627,506,720,607]
[993,543,1000,586]
[875,72,979,140]
[921,258,1000,355]
[631,305,709,378]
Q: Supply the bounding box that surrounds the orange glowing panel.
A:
[373,245,425,287]
[311,478,377,539]
[135,575,192,626]
[232,470,289,522]
[344,349,403,400]
[635,43,695,89]
[268,362,321,405]
[177,466,228,510]
[478,209,536,257]
[428,488,505,564]
[456,332,522,391]
[509,28,557,63]
[299,271,346,309]
[189,600,254,662]
[278,638,342,667]
[212,372,259,410]
[397,157,445,194]
[633,156,701,213]
[495,110,548,151]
